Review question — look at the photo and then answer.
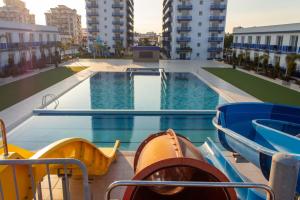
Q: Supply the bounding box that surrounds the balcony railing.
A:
[87,20,99,25]
[209,26,225,32]
[176,37,191,42]
[210,3,227,10]
[209,16,226,21]
[177,15,192,21]
[207,47,223,52]
[113,37,124,41]
[113,29,124,33]
[176,47,192,52]
[177,4,193,10]
[88,28,99,32]
[208,37,224,42]
[0,42,58,50]
[112,21,124,25]
[86,2,98,8]
[112,3,124,9]
[232,43,300,54]
[87,12,99,16]
[177,26,192,32]
[112,12,124,17]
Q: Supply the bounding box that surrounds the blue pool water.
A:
[48,72,227,110]
[8,114,219,151]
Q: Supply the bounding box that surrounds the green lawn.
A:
[0,67,87,111]
[205,68,300,106]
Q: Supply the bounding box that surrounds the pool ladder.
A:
[42,94,59,109]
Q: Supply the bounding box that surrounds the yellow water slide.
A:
[0,118,120,200]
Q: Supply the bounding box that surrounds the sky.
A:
[1,0,300,33]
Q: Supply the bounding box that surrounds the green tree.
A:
[285,54,300,81]
[224,33,233,50]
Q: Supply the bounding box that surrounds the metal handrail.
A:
[105,180,275,200]
[0,158,90,200]
[0,119,8,157]
[42,94,59,109]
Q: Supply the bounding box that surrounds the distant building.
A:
[162,0,228,60]
[45,5,82,44]
[0,0,35,24]
[0,20,60,71]
[85,0,134,55]
[232,23,300,69]
[134,32,160,46]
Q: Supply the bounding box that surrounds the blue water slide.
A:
[213,103,300,193]
[200,138,266,200]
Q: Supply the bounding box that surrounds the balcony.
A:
[112,3,124,9]
[86,2,98,8]
[113,29,124,33]
[87,20,99,25]
[208,37,224,42]
[113,37,124,41]
[87,12,99,16]
[209,16,226,21]
[88,28,99,33]
[112,21,124,25]
[177,4,193,10]
[208,47,223,52]
[176,37,191,42]
[176,47,192,52]
[177,26,192,32]
[177,15,192,21]
[112,12,124,17]
[210,3,227,10]
[209,26,225,32]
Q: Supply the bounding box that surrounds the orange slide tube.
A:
[123,129,237,200]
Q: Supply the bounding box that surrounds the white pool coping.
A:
[0,59,260,130]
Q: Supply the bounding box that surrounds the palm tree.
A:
[257,54,269,73]
[285,54,300,81]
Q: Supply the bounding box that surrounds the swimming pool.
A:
[46,72,227,110]
[8,113,219,151]
[8,71,227,151]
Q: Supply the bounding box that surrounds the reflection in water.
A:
[88,72,225,110]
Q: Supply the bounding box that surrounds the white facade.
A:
[232,23,300,69]
[85,0,134,54]
[162,0,227,60]
[0,20,60,70]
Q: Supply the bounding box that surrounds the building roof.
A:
[0,20,59,32]
[233,23,300,34]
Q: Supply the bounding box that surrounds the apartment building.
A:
[0,0,35,24]
[85,0,134,55]
[232,23,300,69]
[45,5,82,44]
[162,0,227,60]
[0,20,60,71]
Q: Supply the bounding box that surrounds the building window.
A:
[197,43,200,47]
[235,36,238,43]
[256,36,261,45]
[290,35,298,51]
[248,36,252,44]
[276,35,283,47]
[198,33,201,37]
[199,11,202,16]
[39,34,43,42]
[200,0,203,5]
[198,22,202,26]
[197,53,200,56]
[265,36,271,46]
[19,33,24,43]
[241,36,245,44]
[5,32,12,43]
[30,33,34,43]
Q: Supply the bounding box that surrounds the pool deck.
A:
[1,59,266,199]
